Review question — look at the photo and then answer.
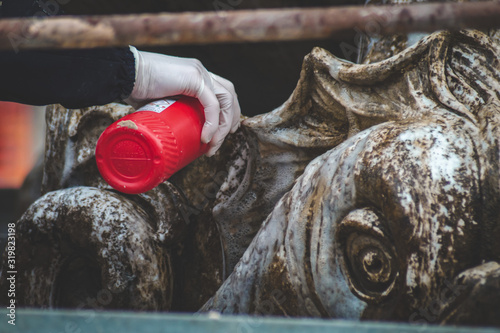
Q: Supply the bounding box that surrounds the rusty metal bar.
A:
[0,1,499,51]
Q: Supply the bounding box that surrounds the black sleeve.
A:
[0,48,136,109]
[0,0,136,109]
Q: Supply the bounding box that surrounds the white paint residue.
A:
[428,138,465,192]
[398,127,470,194]
[399,189,414,210]
[439,205,449,218]
[61,139,76,187]
[32,191,66,227]
[77,146,93,164]
[406,253,419,289]
[456,219,466,236]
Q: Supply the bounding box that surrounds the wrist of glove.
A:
[124,46,241,157]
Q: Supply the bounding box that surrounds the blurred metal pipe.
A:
[0,1,499,51]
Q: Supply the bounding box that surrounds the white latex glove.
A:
[124,46,241,157]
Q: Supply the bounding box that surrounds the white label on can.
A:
[137,99,177,113]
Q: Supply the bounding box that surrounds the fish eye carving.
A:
[337,208,399,303]
[344,233,396,298]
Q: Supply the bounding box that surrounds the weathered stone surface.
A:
[42,103,134,194]
[2,187,174,310]
[201,29,500,326]
[1,4,500,329]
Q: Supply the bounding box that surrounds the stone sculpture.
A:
[200,29,500,327]
[1,12,499,329]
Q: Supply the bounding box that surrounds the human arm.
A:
[0,47,135,109]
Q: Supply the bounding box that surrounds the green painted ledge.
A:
[1,309,500,333]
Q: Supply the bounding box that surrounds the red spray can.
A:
[95,96,208,194]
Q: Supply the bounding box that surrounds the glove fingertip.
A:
[201,123,216,144]
[204,144,219,157]
[230,122,240,133]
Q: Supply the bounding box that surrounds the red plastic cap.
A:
[95,97,208,194]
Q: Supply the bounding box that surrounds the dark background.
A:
[61,0,363,116]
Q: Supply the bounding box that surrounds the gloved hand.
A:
[124,46,241,157]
